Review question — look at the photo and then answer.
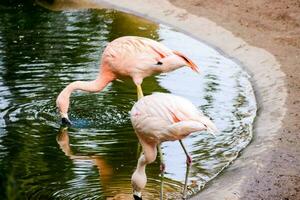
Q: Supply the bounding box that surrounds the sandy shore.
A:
[37,0,300,199]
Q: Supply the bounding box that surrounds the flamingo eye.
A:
[156,61,163,65]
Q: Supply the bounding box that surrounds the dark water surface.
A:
[0,2,257,200]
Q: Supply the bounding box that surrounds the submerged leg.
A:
[158,145,165,200]
[137,84,144,100]
[179,140,192,199]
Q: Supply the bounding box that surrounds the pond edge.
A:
[99,0,287,199]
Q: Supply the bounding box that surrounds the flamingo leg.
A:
[179,140,192,199]
[158,145,165,200]
[136,84,144,162]
[137,84,144,99]
[136,141,143,158]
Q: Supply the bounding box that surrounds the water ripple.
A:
[0,5,256,200]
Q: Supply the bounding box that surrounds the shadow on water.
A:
[0,1,257,200]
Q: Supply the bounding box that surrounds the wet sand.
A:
[37,0,300,199]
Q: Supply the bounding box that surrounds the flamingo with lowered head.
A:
[56,36,200,125]
[130,93,218,200]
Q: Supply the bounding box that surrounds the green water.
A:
[0,2,257,200]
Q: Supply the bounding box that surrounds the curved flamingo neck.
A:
[131,142,157,193]
[136,155,147,175]
[56,68,115,116]
[131,155,147,193]
[66,75,111,93]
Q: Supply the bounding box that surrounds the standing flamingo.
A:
[130,93,217,200]
[56,36,200,125]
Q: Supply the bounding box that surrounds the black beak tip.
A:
[133,194,142,200]
[61,117,72,126]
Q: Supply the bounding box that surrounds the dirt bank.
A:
[169,0,300,199]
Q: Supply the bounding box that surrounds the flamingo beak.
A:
[133,191,142,200]
[60,112,72,126]
[133,190,142,200]
[133,194,142,200]
[188,62,201,73]
[172,50,200,73]
[62,117,72,126]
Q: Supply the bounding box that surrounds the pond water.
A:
[0,2,257,200]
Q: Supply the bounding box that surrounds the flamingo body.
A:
[130,93,217,198]
[56,36,199,123]
[102,36,172,82]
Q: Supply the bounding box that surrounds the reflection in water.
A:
[36,0,107,11]
[56,128,179,200]
[57,128,113,184]
[0,2,256,200]
[57,128,126,199]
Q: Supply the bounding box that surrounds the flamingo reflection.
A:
[57,128,157,200]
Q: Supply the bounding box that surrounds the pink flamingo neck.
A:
[131,142,157,193]
[56,69,115,117]
[136,155,147,176]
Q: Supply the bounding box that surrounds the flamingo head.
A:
[61,116,72,126]
[131,160,147,200]
[131,171,145,200]
[172,50,200,73]
[159,51,200,74]
[133,191,142,200]
[56,92,72,126]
